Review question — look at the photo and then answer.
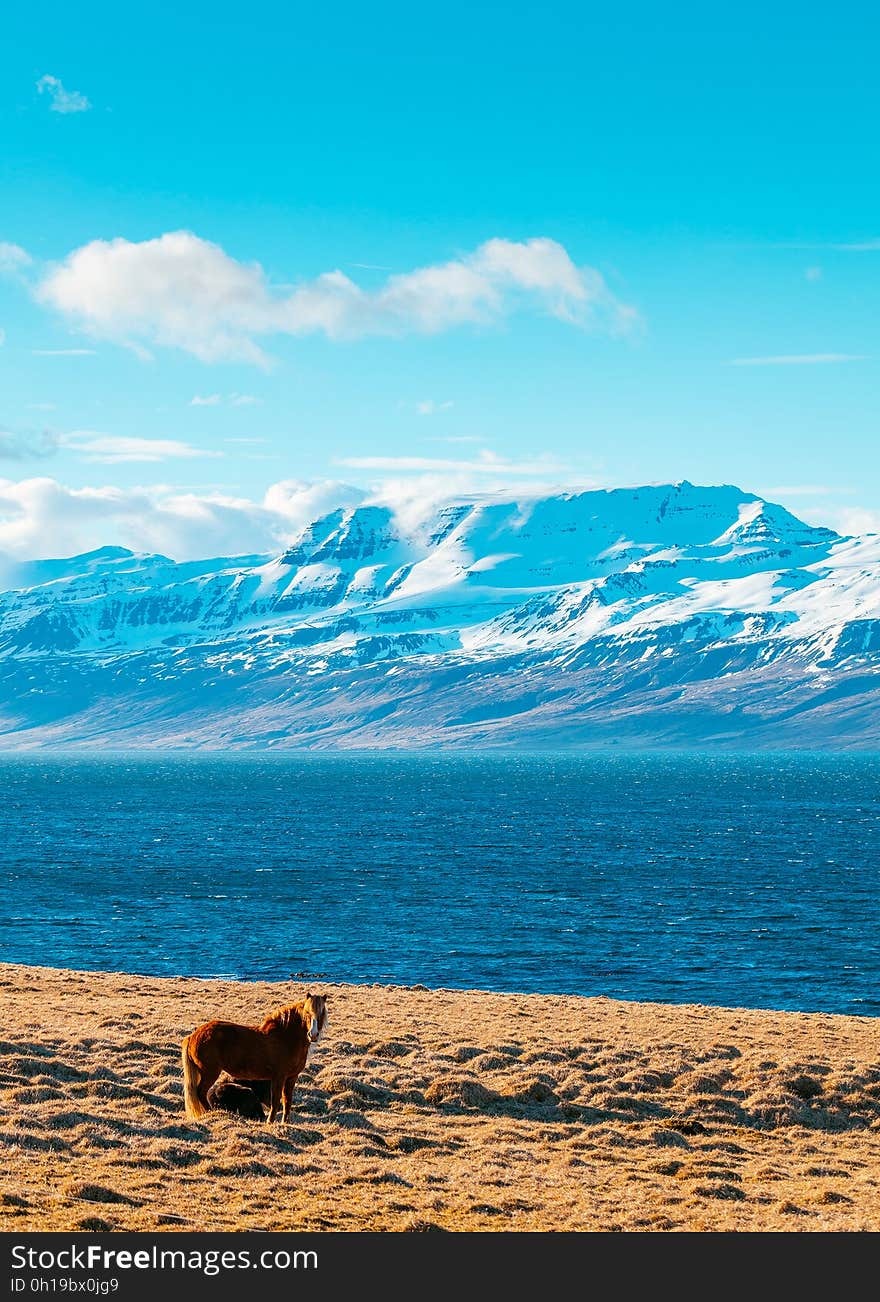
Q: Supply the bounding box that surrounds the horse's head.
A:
[303,992,328,1044]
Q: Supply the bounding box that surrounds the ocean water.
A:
[0,752,878,1015]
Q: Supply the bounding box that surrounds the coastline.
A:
[2,962,879,1232]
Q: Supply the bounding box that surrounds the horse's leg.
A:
[197,1061,221,1113]
[281,1074,295,1123]
[268,1076,283,1123]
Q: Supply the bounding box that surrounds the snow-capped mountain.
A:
[1,481,878,748]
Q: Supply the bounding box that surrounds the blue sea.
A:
[0,752,878,1015]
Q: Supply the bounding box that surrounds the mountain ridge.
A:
[1,480,877,749]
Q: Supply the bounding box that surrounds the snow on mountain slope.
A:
[0,481,877,748]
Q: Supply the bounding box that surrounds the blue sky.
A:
[1,1,879,558]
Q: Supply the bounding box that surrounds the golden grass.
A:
[1,963,880,1232]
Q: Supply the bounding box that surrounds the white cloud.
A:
[0,477,365,560]
[730,354,868,366]
[797,503,880,536]
[191,392,262,407]
[35,231,638,364]
[32,347,96,356]
[336,450,568,476]
[61,433,223,464]
[805,266,822,281]
[27,403,56,412]
[415,399,454,416]
[832,507,880,534]
[36,74,91,114]
[0,243,31,275]
[262,478,364,524]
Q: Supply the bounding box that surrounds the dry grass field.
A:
[1,963,879,1232]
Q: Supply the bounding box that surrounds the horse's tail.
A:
[181,1036,207,1118]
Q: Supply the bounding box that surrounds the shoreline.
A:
[4,959,880,1023]
[2,962,880,1232]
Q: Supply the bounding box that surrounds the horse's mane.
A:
[259,1002,304,1033]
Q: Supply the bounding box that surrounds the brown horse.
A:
[181,993,327,1123]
